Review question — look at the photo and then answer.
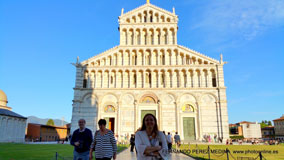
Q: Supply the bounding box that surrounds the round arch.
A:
[81,92,98,102]
[138,92,159,104]
[199,93,218,103]
[177,93,198,103]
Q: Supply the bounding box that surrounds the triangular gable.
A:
[81,46,119,65]
[81,45,219,66]
[120,3,176,19]
[177,45,219,64]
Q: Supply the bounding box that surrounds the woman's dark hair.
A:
[141,113,159,135]
[98,119,107,126]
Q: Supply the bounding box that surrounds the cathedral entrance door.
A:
[105,117,115,133]
[183,117,196,140]
[141,110,156,123]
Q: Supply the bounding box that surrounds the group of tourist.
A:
[203,133,219,143]
[225,138,283,145]
[70,113,177,160]
[266,140,281,145]
[70,119,116,160]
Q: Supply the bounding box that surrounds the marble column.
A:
[193,71,198,88]
[158,100,162,131]
[165,72,170,88]
[116,102,121,136]
[197,102,203,141]
[172,71,177,88]
[134,100,138,131]
[174,102,179,133]
[201,71,206,88]
[208,71,213,88]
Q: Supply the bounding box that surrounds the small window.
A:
[83,79,87,88]
[149,73,152,85]
[161,74,165,85]
[111,76,113,84]
[212,78,217,87]
[135,55,137,65]
[133,74,137,84]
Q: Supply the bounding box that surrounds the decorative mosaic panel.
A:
[104,105,115,112]
[182,104,194,112]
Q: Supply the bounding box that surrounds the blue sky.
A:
[0,0,283,124]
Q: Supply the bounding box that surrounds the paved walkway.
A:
[117,149,196,160]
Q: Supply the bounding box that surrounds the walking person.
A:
[214,134,217,143]
[130,134,135,152]
[89,119,117,160]
[135,113,168,160]
[174,132,181,149]
[70,119,93,160]
[166,132,173,152]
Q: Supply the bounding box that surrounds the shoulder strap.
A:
[91,130,100,149]
[95,130,99,136]
[94,130,99,143]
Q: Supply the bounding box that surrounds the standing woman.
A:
[90,119,117,160]
[135,113,168,160]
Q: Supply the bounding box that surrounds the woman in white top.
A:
[135,113,168,160]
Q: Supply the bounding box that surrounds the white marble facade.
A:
[71,1,229,142]
[0,115,27,143]
[0,89,27,143]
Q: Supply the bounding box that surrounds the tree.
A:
[260,120,268,128]
[260,122,268,128]
[268,121,272,126]
[46,119,55,126]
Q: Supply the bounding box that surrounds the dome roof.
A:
[0,89,7,102]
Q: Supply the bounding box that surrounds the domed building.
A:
[0,89,11,110]
[0,89,27,142]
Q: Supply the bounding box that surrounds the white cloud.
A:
[191,0,284,41]
[255,90,284,97]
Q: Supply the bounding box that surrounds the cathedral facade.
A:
[71,1,229,141]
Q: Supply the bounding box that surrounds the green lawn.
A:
[0,143,128,160]
[174,144,284,160]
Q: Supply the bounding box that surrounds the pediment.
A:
[119,3,177,23]
[81,46,120,66]
[81,45,219,67]
[177,45,219,64]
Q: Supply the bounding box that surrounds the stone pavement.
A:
[117,149,196,160]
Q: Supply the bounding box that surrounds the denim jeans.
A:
[73,150,89,160]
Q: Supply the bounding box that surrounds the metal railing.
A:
[54,152,73,160]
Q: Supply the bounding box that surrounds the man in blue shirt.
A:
[70,119,93,160]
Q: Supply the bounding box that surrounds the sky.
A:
[0,0,284,124]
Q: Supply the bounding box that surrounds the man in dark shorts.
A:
[174,132,181,149]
